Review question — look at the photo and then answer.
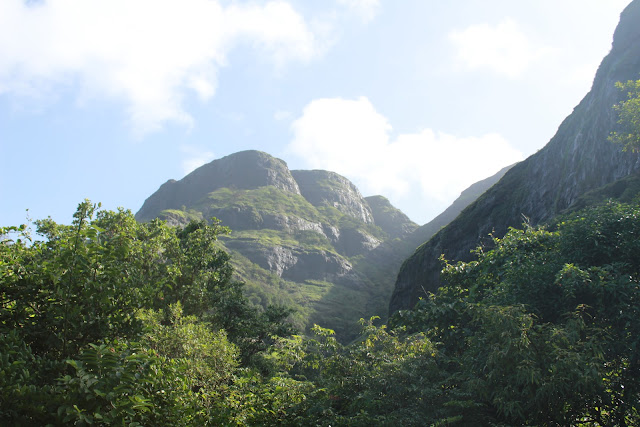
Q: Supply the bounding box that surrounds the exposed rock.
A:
[224,239,353,282]
[261,213,326,236]
[322,224,341,244]
[291,170,374,224]
[224,239,298,277]
[389,0,640,314]
[284,249,353,282]
[156,210,192,228]
[337,228,381,257]
[206,206,264,231]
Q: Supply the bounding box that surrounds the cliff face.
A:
[389,0,640,314]
[292,170,375,225]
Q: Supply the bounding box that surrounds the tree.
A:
[389,200,640,425]
[609,78,640,152]
[0,200,298,424]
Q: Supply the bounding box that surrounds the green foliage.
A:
[1,202,236,359]
[609,78,640,152]
[266,320,455,426]
[0,330,62,425]
[199,186,322,223]
[59,341,206,426]
[390,200,640,425]
[0,200,299,424]
[5,198,639,424]
[137,302,238,394]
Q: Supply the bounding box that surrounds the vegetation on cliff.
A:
[610,78,640,153]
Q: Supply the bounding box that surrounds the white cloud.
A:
[449,18,553,78]
[180,145,215,175]
[336,0,380,23]
[0,0,322,135]
[287,97,523,222]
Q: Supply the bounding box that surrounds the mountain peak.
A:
[291,169,374,224]
[136,150,300,222]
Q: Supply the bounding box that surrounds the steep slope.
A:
[136,150,414,340]
[390,0,640,313]
[354,164,513,319]
[402,164,515,252]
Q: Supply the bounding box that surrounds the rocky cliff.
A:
[389,0,640,314]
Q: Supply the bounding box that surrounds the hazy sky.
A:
[0,0,632,226]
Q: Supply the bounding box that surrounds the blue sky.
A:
[0,0,632,226]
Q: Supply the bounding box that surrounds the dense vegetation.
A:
[2,197,640,425]
[0,202,298,425]
[610,79,640,153]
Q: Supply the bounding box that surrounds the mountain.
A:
[389,0,640,314]
[136,150,412,339]
[136,149,509,340]
[353,163,514,312]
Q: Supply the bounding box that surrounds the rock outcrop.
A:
[389,0,640,314]
[291,170,374,224]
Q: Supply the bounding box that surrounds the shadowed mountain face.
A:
[136,149,508,340]
[389,0,640,314]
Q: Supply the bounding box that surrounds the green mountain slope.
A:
[136,151,409,340]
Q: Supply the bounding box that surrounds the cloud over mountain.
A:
[287,96,523,222]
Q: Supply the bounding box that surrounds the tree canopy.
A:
[609,78,640,152]
[0,201,298,425]
[2,199,640,425]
